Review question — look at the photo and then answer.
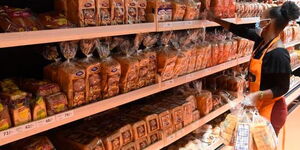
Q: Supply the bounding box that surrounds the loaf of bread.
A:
[62,0,97,26]
[125,0,138,24]
[137,0,147,22]
[57,62,86,107]
[76,58,102,102]
[0,6,43,32]
[0,102,11,131]
[157,46,178,81]
[20,79,60,97]
[44,92,68,115]
[111,0,125,24]
[96,0,111,25]
[148,130,162,144]
[184,0,201,20]
[55,130,105,150]
[186,46,197,73]
[31,97,47,121]
[135,137,150,150]
[115,55,140,93]
[121,142,136,150]
[11,136,55,150]
[174,50,189,77]
[172,0,186,21]
[100,57,121,98]
[38,12,73,29]
[195,90,213,116]
[146,0,172,22]
[144,49,158,85]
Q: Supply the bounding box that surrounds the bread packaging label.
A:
[0,103,11,131]
[137,0,147,22]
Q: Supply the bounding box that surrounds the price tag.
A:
[36,119,46,127]
[56,110,74,121]
[0,129,15,139]
[44,116,55,124]
[166,134,176,143]
[23,122,36,131]
[205,68,212,74]
[15,126,25,133]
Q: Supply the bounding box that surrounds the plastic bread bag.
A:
[193,81,213,116]
[80,39,97,58]
[96,38,121,98]
[133,34,150,88]
[38,12,74,29]
[157,31,178,81]
[171,31,190,77]
[0,6,43,32]
[114,39,139,93]
[142,33,159,85]
[42,45,63,82]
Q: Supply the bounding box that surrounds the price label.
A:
[205,68,212,74]
[166,134,176,143]
[15,126,25,133]
[56,110,74,121]
[0,129,15,139]
[44,116,55,124]
[36,119,46,127]
[23,122,36,131]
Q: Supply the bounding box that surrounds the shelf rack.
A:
[284,40,300,48]
[0,17,260,48]
[0,56,250,146]
[144,98,242,150]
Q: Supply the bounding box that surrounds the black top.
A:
[229,24,291,98]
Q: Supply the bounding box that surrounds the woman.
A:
[208,1,300,135]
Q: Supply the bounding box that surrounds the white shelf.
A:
[144,98,242,150]
[0,23,156,48]
[0,17,260,48]
[286,84,300,106]
[223,17,259,25]
[0,56,250,146]
[284,40,300,48]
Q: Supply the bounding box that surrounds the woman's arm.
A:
[248,73,290,104]
[207,12,262,42]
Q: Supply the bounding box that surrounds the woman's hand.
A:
[242,92,260,107]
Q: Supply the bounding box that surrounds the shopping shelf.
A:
[0,23,156,48]
[144,98,242,150]
[284,40,300,48]
[0,56,250,146]
[285,83,300,106]
[0,17,260,48]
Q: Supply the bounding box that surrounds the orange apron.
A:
[249,36,282,121]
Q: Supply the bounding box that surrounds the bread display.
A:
[146,0,172,22]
